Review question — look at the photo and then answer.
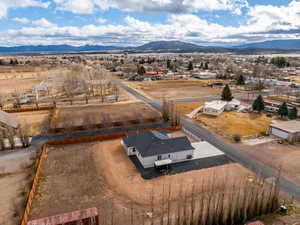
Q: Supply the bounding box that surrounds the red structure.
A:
[27,207,99,225]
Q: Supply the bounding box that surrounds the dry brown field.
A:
[53,101,161,128]
[195,112,273,138]
[127,80,223,100]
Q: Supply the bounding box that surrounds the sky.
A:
[0,0,300,47]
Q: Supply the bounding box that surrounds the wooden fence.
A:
[21,144,48,225]
[49,117,163,133]
[4,105,54,113]
[20,126,180,225]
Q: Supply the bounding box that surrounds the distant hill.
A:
[2,39,300,54]
[237,39,300,49]
[137,41,204,51]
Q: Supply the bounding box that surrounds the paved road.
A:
[122,85,300,201]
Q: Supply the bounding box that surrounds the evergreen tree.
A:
[167,60,172,69]
[278,102,289,118]
[137,65,146,75]
[236,75,245,85]
[252,95,265,112]
[188,61,193,71]
[204,62,209,70]
[288,107,298,120]
[221,84,233,101]
[200,62,204,69]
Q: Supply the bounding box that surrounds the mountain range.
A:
[1,39,300,54]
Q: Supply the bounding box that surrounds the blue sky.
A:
[0,0,299,46]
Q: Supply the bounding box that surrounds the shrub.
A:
[233,134,241,143]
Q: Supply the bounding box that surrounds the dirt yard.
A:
[0,172,31,225]
[53,102,161,128]
[195,112,273,138]
[242,142,300,185]
[127,80,222,100]
[29,138,253,222]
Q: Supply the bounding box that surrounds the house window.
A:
[168,154,171,158]
[132,147,136,152]
[186,155,193,159]
[157,155,162,160]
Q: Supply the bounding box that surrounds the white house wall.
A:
[136,149,194,168]
[203,107,224,116]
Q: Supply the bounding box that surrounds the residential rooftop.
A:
[270,120,300,133]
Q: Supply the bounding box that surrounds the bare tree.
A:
[0,92,6,109]
[18,122,31,148]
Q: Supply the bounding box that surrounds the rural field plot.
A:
[29,138,255,224]
[0,78,41,94]
[0,65,62,94]
[52,102,161,128]
[127,80,222,100]
[194,112,273,138]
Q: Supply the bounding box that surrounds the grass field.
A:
[176,101,204,114]
[195,112,273,137]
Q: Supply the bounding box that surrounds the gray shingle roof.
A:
[123,131,194,157]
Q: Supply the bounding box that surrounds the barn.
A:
[268,120,300,143]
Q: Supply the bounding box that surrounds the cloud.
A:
[32,18,56,27]
[2,1,300,46]
[54,0,95,14]
[0,0,50,19]
[96,18,107,24]
[13,17,30,24]
[54,0,249,15]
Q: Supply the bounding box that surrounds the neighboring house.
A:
[202,101,227,116]
[225,99,241,111]
[202,100,241,116]
[122,131,195,168]
[268,120,300,143]
[0,110,19,132]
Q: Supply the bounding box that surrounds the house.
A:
[122,131,195,168]
[0,110,19,132]
[268,120,300,143]
[225,99,241,111]
[202,101,228,116]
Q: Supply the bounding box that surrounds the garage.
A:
[269,120,300,143]
[270,127,289,139]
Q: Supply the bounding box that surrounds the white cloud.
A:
[2,1,300,46]
[13,17,30,24]
[96,18,107,24]
[32,18,56,27]
[0,0,50,19]
[54,0,95,14]
[54,0,249,15]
